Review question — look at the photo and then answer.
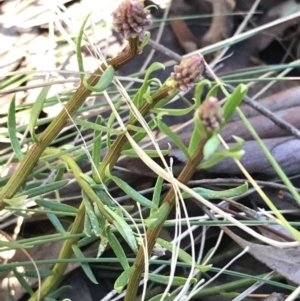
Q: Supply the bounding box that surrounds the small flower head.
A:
[136,237,166,256]
[198,97,224,131]
[169,54,205,91]
[152,242,166,256]
[112,0,152,41]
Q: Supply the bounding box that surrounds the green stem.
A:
[193,274,283,298]
[0,37,139,209]
[28,149,114,301]
[29,201,85,301]
[25,48,176,301]
[124,138,207,301]
[94,86,172,182]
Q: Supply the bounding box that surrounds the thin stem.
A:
[28,201,85,301]
[124,138,207,301]
[94,86,172,182]
[226,84,300,139]
[0,37,139,209]
[28,149,116,301]
[23,43,177,300]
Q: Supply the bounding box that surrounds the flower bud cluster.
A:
[112,0,152,41]
[170,54,205,91]
[198,96,224,131]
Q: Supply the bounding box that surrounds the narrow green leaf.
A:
[13,268,34,295]
[121,147,170,158]
[45,296,59,301]
[144,86,154,103]
[154,90,179,109]
[148,293,173,301]
[0,240,31,250]
[78,235,97,248]
[188,113,206,157]
[97,234,108,257]
[47,213,66,234]
[92,185,115,207]
[126,124,148,133]
[107,98,123,148]
[35,199,78,213]
[194,79,212,107]
[232,135,245,145]
[4,195,27,207]
[8,288,17,301]
[200,150,245,169]
[114,267,135,293]
[206,83,221,99]
[80,173,95,185]
[150,176,164,216]
[54,166,65,182]
[106,169,158,210]
[8,95,24,160]
[72,244,98,284]
[138,31,151,51]
[94,203,106,231]
[123,119,157,151]
[92,116,102,179]
[76,13,115,92]
[47,286,72,299]
[182,183,248,199]
[29,86,51,142]
[104,206,138,253]
[201,136,245,168]
[10,210,31,219]
[76,13,91,80]
[215,149,245,159]
[84,211,93,237]
[157,118,189,158]
[157,238,211,272]
[223,84,248,123]
[73,118,123,134]
[82,65,115,92]
[133,62,165,106]
[82,191,101,236]
[152,106,194,116]
[25,269,54,278]
[200,154,224,169]
[203,133,219,159]
[148,273,197,286]
[146,202,170,229]
[17,179,69,198]
[145,4,158,10]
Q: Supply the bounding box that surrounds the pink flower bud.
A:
[152,243,166,256]
[198,97,224,131]
[170,54,205,91]
[112,0,152,41]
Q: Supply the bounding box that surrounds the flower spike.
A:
[198,96,224,131]
[112,0,152,41]
[169,54,205,92]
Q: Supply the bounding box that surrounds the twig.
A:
[149,39,300,140]
[188,178,300,193]
[148,39,182,63]
[200,204,294,243]
[226,83,300,140]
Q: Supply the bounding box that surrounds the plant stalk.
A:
[28,150,115,301]
[124,138,207,301]
[0,37,139,209]
[94,86,172,182]
[25,50,176,301]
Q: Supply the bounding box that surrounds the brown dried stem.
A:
[124,138,207,301]
[0,37,140,209]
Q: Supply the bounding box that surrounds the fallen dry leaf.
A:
[222,227,300,285]
[225,199,293,242]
